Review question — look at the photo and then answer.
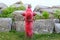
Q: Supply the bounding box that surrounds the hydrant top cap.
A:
[28,4,31,8]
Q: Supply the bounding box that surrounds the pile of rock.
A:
[0,10,60,34]
[33,5,60,19]
[0,2,60,34]
[12,11,55,34]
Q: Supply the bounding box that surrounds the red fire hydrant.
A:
[22,5,36,38]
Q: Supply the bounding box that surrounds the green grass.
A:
[0,31,60,40]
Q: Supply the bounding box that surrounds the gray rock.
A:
[12,11,25,21]
[33,5,49,12]
[13,21,25,32]
[0,18,12,32]
[0,3,7,13]
[11,1,23,8]
[55,23,60,33]
[54,19,59,23]
[33,19,54,34]
[0,3,7,9]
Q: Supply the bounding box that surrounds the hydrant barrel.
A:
[22,4,36,38]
